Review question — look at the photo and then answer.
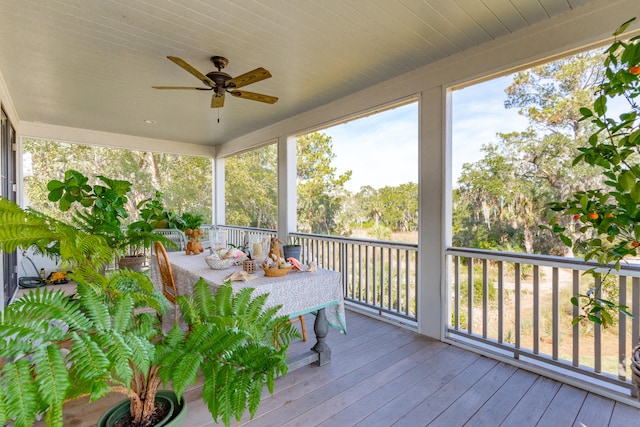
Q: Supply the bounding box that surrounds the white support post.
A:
[277,135,297,242]
[213,157,225,226]
[418,87,445,340]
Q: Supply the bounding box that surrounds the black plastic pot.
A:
[283,244,302,261]
[97,390,186,427]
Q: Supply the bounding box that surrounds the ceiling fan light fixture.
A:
[153,55,278,108]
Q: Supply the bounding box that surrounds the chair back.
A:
[155,241,178,304]
[152,229,187,251]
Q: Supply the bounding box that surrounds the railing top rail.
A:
[447,246,640,277]
[209,225,276,234]
[290,232,418,250]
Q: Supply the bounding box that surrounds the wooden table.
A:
[149,251,347,367]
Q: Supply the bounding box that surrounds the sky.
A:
[317,74,528,193]
[450,76,529,183]
[322,102,419,193]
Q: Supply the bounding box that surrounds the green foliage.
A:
[179,211,204,231]
[0,200,295,426]
[46,170,171,256]
[297,132,352,235]
[22,140,212,226]
[224,144,278,229]
[354,184,418,234]
[160,280,298,426]
[458,268,498,305]
[545,18,640,326]
[0,196,115,271]
[367,224,392,240]
[454,49,607,255]
[135,191,185,231]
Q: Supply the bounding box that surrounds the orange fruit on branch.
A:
[630,65,640,75]
[588,212,599,220]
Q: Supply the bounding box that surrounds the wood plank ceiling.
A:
[0,0,596,147]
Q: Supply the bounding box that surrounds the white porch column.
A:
[277,135,297,241]
[418,86,446,339]
[213,157,225,226]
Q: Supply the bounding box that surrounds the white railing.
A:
[216,226,418,327]
[446,247,640,400]
[291,233,418,325]
[210,225,276,248]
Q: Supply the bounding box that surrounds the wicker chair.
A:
[154,241,179,323]
[292,315,307,341]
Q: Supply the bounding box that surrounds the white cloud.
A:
[324,103,418,192]
[313,75,531,193]
[452,76,529,183]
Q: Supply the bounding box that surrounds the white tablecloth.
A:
[149,252,347,334]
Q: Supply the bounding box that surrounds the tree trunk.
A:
[523,225,533,254]
[129,368,162,424]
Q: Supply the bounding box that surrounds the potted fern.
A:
[0,197,299,427]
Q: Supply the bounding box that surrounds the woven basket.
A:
[262,266,292,277]
[205,256,236,270]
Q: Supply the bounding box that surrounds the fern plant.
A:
[0,197,299,426]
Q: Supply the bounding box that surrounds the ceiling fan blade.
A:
[227,68,272,89]
[152,86,212,90]
[167,56,216,87]
[211,93,225,108]
[229,90,278,104]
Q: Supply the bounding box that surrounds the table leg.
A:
[311,308,331,366]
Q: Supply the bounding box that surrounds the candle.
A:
[253,242,263,256]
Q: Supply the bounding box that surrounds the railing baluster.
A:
[379,248,384,311]
[552,267,559,361]
[573,269,580,367]
[454,256,460,331]
[468,257,474,335]
[515,262,521,353]
[482,258,488,339]
[365,245,370,307]
[373,247,378,308]
[498,260,503,343]
[387,247,392,313]
[396,248,401,313]
[633,277,640,398]
[633,277,640,360]
[595,275,602,374]
[350,243,357,301]
[533,265,539,355]
[619,276,627,381]
[405,249,410,317]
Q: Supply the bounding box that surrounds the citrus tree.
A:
[545,18,639,325]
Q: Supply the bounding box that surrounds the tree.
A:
[353,184,418,233]
[224,144,278,229]
[296,132,352,235]
[23,139,212,223]
[454,49,607,254]
[545,18,639,326]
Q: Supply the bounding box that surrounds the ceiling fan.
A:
[152,56,278,108]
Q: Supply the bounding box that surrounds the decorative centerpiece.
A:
[260,237,293,277]
[205,246,246,270]
[185,228,204,255]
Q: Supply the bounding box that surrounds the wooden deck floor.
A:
[43,308,640,426]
